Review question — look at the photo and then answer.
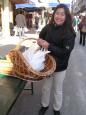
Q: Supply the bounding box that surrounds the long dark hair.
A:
[50,4,75,34]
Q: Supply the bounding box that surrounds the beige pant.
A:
[41,70,66,111]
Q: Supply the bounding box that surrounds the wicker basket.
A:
[7,38,56,81]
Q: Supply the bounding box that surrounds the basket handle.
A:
[15,38,38,50]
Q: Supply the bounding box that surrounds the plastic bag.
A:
[23,48,50,71]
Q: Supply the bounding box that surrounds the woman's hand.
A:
[37,38,49,49]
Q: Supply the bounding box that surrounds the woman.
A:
[37,4,76,115]
[78,16,86,46]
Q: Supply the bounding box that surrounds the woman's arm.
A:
[39,25,49,39]
[37,24,49,49]
[48,33,76,58]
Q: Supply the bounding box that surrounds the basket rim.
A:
[15,38,37,50]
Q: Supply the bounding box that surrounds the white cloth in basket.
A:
[23,48,50,71]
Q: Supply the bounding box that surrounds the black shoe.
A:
[54,110,61,115]
[38,106,48,115]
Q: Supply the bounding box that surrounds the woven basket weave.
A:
[7,38,56,81]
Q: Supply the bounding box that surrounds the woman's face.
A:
[54,8,66,25]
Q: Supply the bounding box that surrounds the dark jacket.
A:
[78,21,86,33]
[39,24,76,72]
